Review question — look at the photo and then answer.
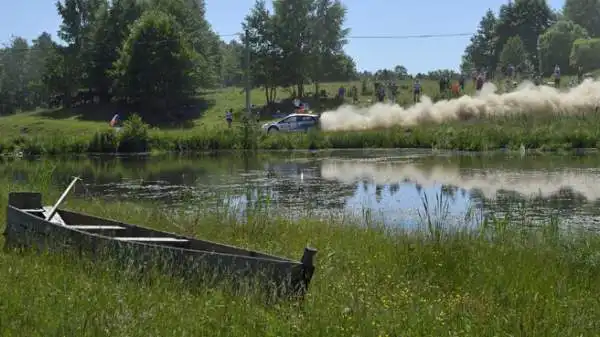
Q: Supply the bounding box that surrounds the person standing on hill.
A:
[507,64,515,79]
[413,79,422,103]
[459,74,465,91]
[337,86,346,99]
[352,85,359,104]
[438,77,446,95]
[376,84,385,102]
[390,82,398,103]
[553,65,561,88]
[451,81,460,97]
[475,74,484,92]
[577,65,583,84]
[225,109,233,128]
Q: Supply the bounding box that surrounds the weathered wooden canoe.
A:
[3,191,317,298]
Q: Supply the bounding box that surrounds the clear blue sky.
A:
[0,0,563,73]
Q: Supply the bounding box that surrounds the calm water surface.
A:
[5,149,600,228]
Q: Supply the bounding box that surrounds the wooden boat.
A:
[3,178,317,298]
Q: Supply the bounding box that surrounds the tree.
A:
[570,38,600,71]
[28,32,56,107]
[461,9,497,74]
[539,20,588,74]
[148,0,221,87]
[112,10,200,108]
[55,0,105,106]
[321,53,356,82]
[393,65,408,79]
[494,0,555,72]
[242,0,282,104]
[563,0,600,37]
[499,35,532,73]
[87,0,143,102]
[271,0,315,97]
[42,45,80,107]
[218,40,244,87]
[0,37,30,113]
[308,0,349,95]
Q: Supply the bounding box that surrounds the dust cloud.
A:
[319,79,600,131]
[319,159,600,200]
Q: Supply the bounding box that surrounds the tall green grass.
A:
[1,167,600,335]
[3,111,600,155]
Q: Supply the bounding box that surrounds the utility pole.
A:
[244,29,251,117]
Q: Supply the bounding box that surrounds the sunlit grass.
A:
[1,77,597,155]
[0,165,599,335]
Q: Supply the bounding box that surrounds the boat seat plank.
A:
[66,225,126,230]
[22,209,46,213]
[114,237,189,242]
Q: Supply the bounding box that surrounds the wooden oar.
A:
[45,176,81,223]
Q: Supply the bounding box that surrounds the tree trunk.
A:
[296,81,304,98]
[264,86,270,104]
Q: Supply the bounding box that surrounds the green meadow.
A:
[2,77,599,155]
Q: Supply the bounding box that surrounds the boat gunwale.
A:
[7,205,304,265]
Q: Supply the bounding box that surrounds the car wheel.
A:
[268,126,279,134]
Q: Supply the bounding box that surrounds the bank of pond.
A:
[2,112,600,155]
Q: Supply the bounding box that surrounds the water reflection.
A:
[4,151,600,228]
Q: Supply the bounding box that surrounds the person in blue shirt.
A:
[413,79,421,103]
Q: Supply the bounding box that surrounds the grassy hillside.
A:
[0,75,592,154]
[0,79,480,139]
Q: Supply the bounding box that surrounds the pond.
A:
[5,149,600,229]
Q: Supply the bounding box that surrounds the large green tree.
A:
[539,20,588,74]
[494,0,555,72]
[271,0,315,97]
[55,0,105,106]
[242,0,282,104]
[499,35,532,73]
[111,10,200,108]
[0,37,30,113]
[87,0,143,102]
[461,10,497,74]
[149,0,221,87]
[563,0,600,37]
[308,0,349,94]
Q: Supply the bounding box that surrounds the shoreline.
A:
[2,119,599,156]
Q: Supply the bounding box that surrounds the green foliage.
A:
[117,114,151,152]
[89,129,119,152]
[499,36,532,73]
[3,110,600,155]
[112,10,200,106]
[563,0,600,37]
[570,38,600,71]
[242,0,355,100]
[463,1,555,75]
[461,9,497,74]
[539,20,589,74]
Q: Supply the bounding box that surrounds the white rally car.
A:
[261,113,320,134]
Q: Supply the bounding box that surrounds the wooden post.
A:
[301,246,317,267]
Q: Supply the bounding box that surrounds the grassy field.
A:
[1,76,598,155]
[1,167,600,335]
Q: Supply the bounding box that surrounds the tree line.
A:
[0,0,359,115]
[4,0,600,116]
[462,0,600,78]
